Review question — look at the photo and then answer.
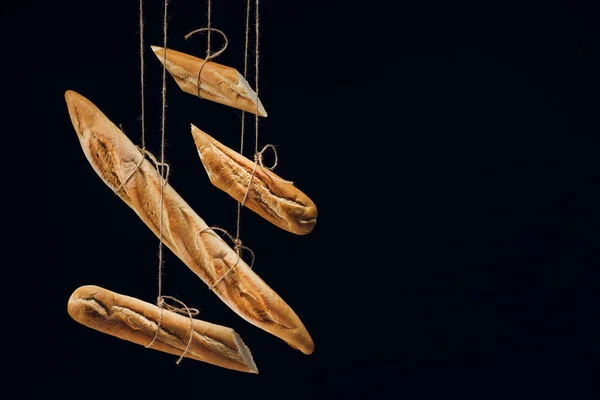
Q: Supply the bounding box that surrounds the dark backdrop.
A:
[4,0,600,398]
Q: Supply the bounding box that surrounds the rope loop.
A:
[145,295,199,365]
[184,27,229,98]
[195,227,256,290]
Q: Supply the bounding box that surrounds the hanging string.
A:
[144,296,199,364]
[195,227,256,290]
[113,147,169,195]
[184,26,228,99]
[157,0,168,312]
[254,0,260,154]
[203,0,262,286]
[188,0,271,288]
[184,0,251,288]
[184,0,229,100]
[137,0,195,364]
[241,0,266,207]
[139,0,146,149]
[241,0,250,157]
[238,0,264,212]
[235,0,251,246]
[206,0,211,58]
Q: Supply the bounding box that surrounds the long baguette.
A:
[191,125,318,235]
[64,90,314,354]
[68,285,258,373]
[151,45,267,117]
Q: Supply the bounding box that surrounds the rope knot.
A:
[184,25,229,99]
[195,227,256,290]
[113,147,171,195]
[145,295,199,365]
[255,144,278,170]
[233,238,243,253]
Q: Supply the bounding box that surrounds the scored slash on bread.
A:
[191,125,318,235]
[68,285,258,373]
[64,90,314,355]
[151,45,267,117]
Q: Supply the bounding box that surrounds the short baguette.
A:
[191,125,318,235]
[68,285,258,373]
[151,45,267,117]
[64,90,314,354]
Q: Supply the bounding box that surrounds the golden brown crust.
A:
[68,285,258,373]
[64,90,314,355]
[191,125,318,235]
[151,46,267,117]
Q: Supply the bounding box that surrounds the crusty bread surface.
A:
[151,45,267,117]
[68,285,258,373]
[191,125,318,235]
[64,90,314,355]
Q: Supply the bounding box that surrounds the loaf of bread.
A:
[68,285,258,373]
[64,90,314,355]
[191,125,318,235]
[151,45,267,117]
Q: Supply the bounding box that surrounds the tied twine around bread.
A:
[144,295,199,364]
[65,90,314,354]
[191,126,318,235]
[113,6,200,360]
[67,285,258,373]
[112,146,200,364]
[196,227,256,289]
[114,145,258,293]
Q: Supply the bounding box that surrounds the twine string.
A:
[184,0,229,99]
[144,295,200,365]
[239,144,292,209]
[113,147,170,195]
[195,227,256,289]
[254,0,260,152]
[140,0,198,365]
[158,0,168,302]
[235,0,252,241]
[184,27,229,99]
[139,0,146,149]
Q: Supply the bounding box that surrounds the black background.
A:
[4,0,600,398]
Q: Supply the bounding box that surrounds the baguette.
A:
[64,90,314,355]
[191,125,318,235]
[68,285,258,373]
[151,45,267,117]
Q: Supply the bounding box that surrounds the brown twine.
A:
[236,0,252,242]
[112,147,170,195]
[112,143,199,363]
[184,0,229,99]
[139,0,146,149]
[143,0,197,365]
[239,144,293,210]
[158,0,168,302]
[254,0,260,153]
[144,295,200,365]
[240,0,251,157]
[195,227,256,290]
[156,0,169,323]
[184,27,228,100]
[116,0,147,196]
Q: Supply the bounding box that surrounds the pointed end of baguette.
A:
[151,45,198,96]
[190,124,219,183]
[190,124,211,150]
[64,90,101,139]
[236,72,268,117]
[150,45,166,63]
[231,331,258,374]
[257,98,268,118]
